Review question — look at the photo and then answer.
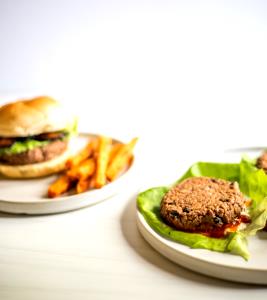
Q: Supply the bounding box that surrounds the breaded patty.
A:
[160,177,246,233]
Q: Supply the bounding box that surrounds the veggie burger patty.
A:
[160,177,246,233]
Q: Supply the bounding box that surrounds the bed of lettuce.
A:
[137,157,267,260]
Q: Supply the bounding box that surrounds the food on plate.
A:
[106,137,138,181]
[66,138,97,169]
[76,177,91,194]
[160,177,246,236]
[109,143,123,162]
[256,151,267,173]
[48,136,137,197]
[95,136,112,188]
[48,175,72,198]
[66,158,96,180]
[0,96,77,178]
[137,159,267,260]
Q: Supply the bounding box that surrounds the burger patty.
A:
[256,152,267,172]
[0,140,67,165]
[160,177,246,233]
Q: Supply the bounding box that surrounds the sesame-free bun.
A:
[0,145,73,178]
[0,96,73,137]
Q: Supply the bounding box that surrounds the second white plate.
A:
[136,147,267,285]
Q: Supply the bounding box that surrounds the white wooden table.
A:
[1,176,267,300]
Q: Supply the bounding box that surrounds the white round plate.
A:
[136,147,267,285]
[0,133,136,215]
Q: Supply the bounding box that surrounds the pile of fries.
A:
[48,136,138,198]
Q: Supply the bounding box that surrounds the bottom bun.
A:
[0,147,73,178]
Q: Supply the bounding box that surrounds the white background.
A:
[1,1,267,299]
[1,1,267,150]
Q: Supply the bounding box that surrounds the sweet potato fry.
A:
[106,137,138,181]
[88,174,97,190]
[48,175,72,198]
[76,178,91,194]
[108,143,123,164]
[94,136,112,188]
[66,138,98,169]
[66,158,96,180]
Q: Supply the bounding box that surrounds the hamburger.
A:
[0,96,77,178]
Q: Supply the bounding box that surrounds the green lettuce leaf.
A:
[137,161,267,260]
[239,157,267,203]
[0,139,50,155]
[239,157,267,235]
[137,185,249,260]
[0,118,78,156]
[178,162,240,182]
[65,116,78,137]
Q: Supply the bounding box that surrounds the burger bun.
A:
[0,96,73,137]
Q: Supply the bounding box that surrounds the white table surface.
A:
[0,147,267,300]
[1,0,267,299]
[0,190,266,300]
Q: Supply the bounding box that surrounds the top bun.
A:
[0,96,73,137]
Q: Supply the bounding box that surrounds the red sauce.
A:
[190,215,251,238]
[240,214,251,224]
[202,220,241,238]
